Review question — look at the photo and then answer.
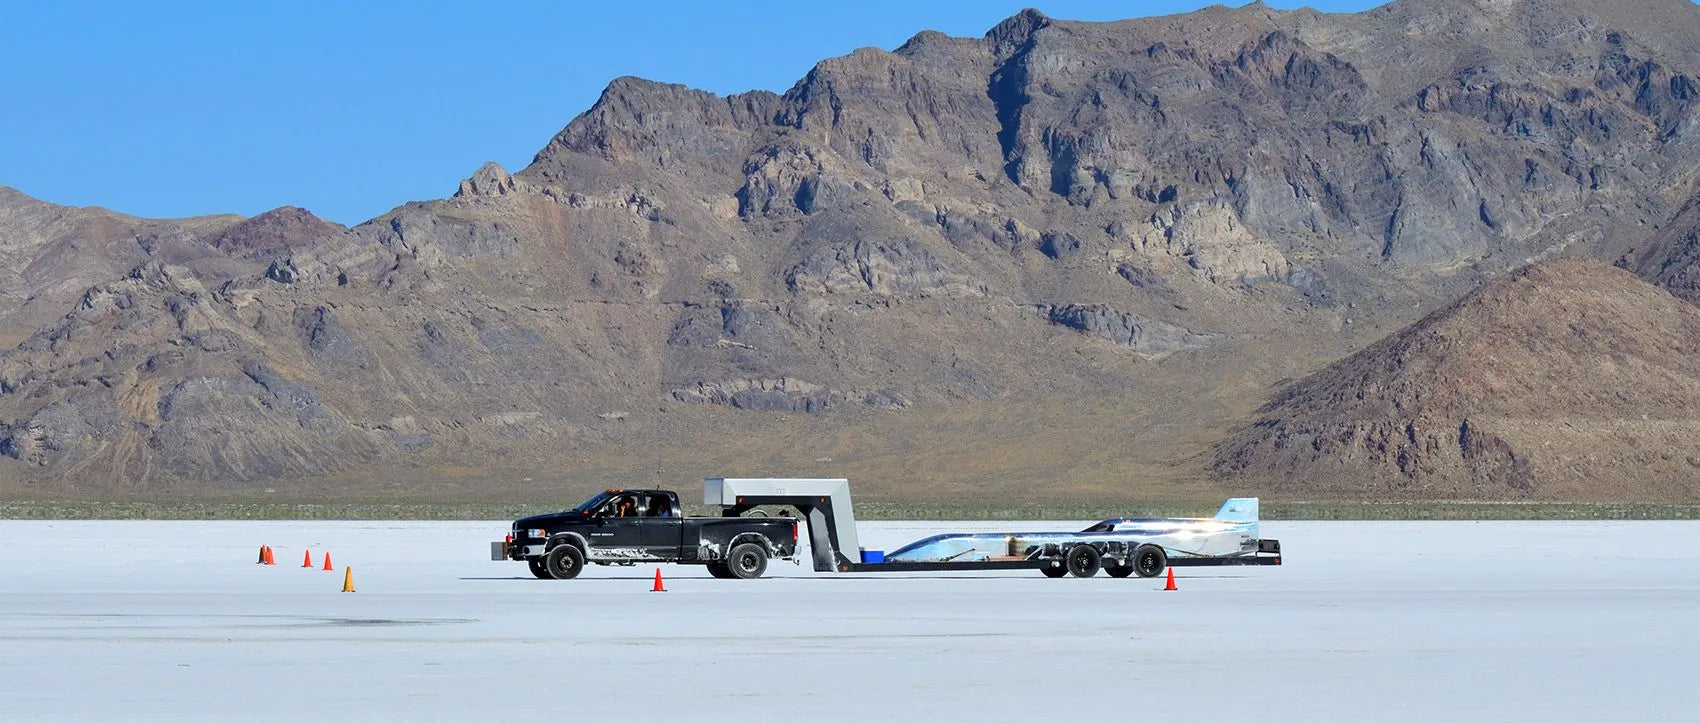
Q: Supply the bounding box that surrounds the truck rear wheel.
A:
[527,558,552,579]
[1040,563,1068,578]
[725,542,768,579]
[1132,544,1167,578]
[544,544,585,580]
[1104,563,1134,578]
[1066,544,1101,578]
[706,562,735,579]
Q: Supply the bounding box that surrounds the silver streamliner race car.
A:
[882,497,1278,578]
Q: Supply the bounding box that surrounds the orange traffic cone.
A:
[256,545,268,564]
[263,546,275,566]
[322,552,334,571]
[302,549,314,568]
[342,567,355,593]
[1163,567,1177,591]
[651,568,666,592]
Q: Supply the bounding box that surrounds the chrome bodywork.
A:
[885,498,1262,563]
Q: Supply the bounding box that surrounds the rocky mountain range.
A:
[6,0,1700,503]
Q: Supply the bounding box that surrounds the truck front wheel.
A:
[544,544,585,580]
[725,542,768,579]
[527,558,552,579]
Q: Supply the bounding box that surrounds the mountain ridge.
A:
[5,0,1700,502]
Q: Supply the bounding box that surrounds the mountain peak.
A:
[206,206,343,256]
[986,8,1051,51]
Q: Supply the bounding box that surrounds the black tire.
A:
[725,542,768,579]
[1066,544,1102,578]
[706,562,736,579]
[1132,544,1167,578]
[1105,564,1134,578]
[544,544,585,580]
[1040,563,1068,578]
[527,558,552,579]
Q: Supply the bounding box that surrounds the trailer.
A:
[706,477,1282,578]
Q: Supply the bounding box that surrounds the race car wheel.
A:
[1104,564,1134,578]
[1066,544,1101,578]
[544,544,585,580]
[527,558,552,579]
[726,542,768,579]
[706,561,736,579]
[1132,544,1167,578]
[1040,563,1068,578]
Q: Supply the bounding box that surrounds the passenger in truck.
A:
[649,498,671,517]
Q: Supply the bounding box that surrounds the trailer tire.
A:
[1132,544,1167,578]
[527,558,552,579]
[1105,564,1134,578]
[1040,563,1068,578]
[1066,544,1102,578]
[706,561,736,579]
[726,542,768,579]
[544,544,585,580]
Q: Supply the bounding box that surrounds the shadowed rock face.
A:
[1213,259,1700,501]
[6,0,1700,500]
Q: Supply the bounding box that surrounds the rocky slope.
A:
[6,0,1700,501]
[1213,259,1700,500]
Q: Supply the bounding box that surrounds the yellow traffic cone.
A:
[342,566,355,593]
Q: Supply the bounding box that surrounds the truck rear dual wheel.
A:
[706,562,736,579]
[725,542,768,579]
[1105,564,1135,578]
[544,544,585,580]
[1040,563,1068,578]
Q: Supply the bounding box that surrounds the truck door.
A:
[638,493,684,557]
[588,494,646,558]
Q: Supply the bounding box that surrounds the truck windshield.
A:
[567,492,617,515]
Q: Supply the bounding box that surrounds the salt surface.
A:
[3,520,1697,721]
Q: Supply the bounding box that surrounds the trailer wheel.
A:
[1132,544,1167,578]
[726,542,768,579]
[1066,545,1101,578]
[706,561,736,579]
[527,558,552,579]
[544,544,585,580]
[1040,563,1068,578]
[1105,564,1134,578]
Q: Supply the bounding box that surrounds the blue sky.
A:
[1,1,1379,225]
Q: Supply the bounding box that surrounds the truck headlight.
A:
[527,529,548,539]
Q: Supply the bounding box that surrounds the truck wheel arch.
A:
[724,532,776,557]
[546,532,588,553]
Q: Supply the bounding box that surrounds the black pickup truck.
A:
[492,488,799,580]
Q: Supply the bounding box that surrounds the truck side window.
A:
[649,496,671,517]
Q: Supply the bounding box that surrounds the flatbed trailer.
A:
[706,477,1282,578]
[835,553,1282,574]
